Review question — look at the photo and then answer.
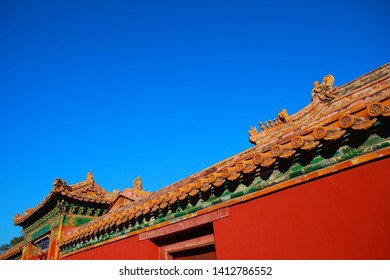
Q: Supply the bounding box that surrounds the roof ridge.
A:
[59,63,390,250]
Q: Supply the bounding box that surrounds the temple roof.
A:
[248,64,390,146]
[14,172,117,226]
[59,63,390,250]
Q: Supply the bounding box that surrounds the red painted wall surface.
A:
[213,157,390,259]
[61,157,390,260]
[62,235,159,260]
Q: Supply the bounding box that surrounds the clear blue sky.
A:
[0,0,388,245]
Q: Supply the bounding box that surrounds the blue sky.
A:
[0,0,388,245]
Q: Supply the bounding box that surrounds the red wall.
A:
[62,235,159,260]
[213,157,390,259]
[62,157,390,260]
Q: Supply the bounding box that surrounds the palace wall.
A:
[3,63,388,261]
[62,156,390,260]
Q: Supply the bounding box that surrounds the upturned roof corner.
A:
[249,63,390,146]
[13,172,117,226]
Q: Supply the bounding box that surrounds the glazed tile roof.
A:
[58,63,390,250]
[14,172,117,226]
[0,241,24,260]
[108,187,151,211]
